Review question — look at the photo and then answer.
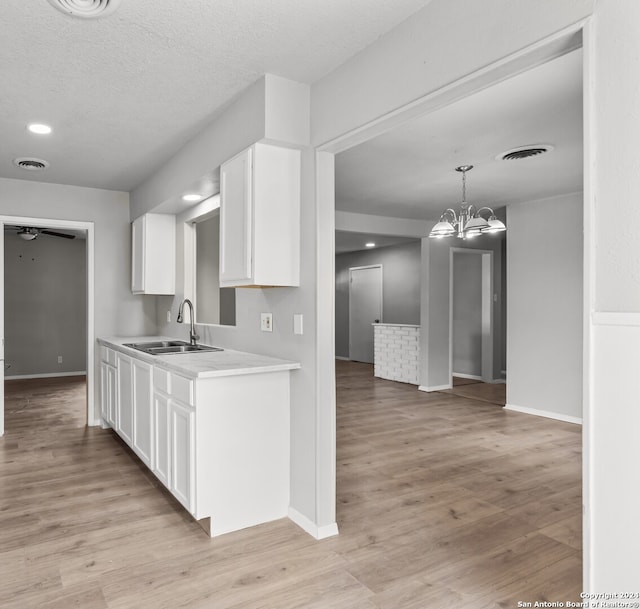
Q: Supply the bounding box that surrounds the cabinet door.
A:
[100,363,111,425]
[100,363,117,427]
[131,215,145,293]
[107,364,117,427]
[116,353,133,445]
[170,401,195,512]
[132,358,153,468]
[153,392,170,487]
[220,147,252,284]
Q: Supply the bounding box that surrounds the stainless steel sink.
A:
[123,340,223,355]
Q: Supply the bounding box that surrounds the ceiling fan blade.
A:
[40,229,76,239]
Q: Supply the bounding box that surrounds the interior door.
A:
[349,265,382,363]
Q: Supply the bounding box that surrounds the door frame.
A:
[314,18,591,572]
[449,248,494,384]
[0,215,96,434]
[348,264,383,362]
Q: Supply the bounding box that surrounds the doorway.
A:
[348,265,382,363]
[0,215,95,436]
[449,248,494,384]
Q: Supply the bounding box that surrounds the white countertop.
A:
[98,336,301,379]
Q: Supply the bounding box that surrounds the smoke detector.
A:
[13,157,50,171]
[497,145,554,161]
[47,0,123,19]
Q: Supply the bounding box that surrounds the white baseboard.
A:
[452,372,483,381]
[504,403,582,425]
[418,384,452,392]
[5,371,87,380]
[491,378,506,385]
[288,507,339,540]
[335,356,350,361]
[453,373,506,384]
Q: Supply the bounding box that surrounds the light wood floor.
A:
[0,364,581,608]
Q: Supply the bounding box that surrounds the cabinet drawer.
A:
[171,373,194,406]
[153,367,170,394]
[152,368,194,405]
[101,346,117,366]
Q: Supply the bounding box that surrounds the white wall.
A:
[506,193,583,422]
[587,0,640,588]
[0,177,156,415]
[311,0,594,146]
[4,232,86,377]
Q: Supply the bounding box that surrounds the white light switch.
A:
[294,314,303,335]
[261,313,273,332]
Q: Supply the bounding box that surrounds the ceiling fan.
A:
[4,225,76,241]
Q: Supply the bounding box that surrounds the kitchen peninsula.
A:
[98,336,300,537]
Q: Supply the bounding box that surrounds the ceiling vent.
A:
[13,157,50,171]
[498,145,554,161]
[47,0,123,19]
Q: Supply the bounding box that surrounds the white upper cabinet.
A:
[220,143,300,288]
[131,213,176,295]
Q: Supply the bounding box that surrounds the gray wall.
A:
[335,240,421,359]
[195,214,236,327]
[4,233,86,377]
[506,192,583,420]
[196,215,221,325]
[0,177,157,418]
[452,251,482,377]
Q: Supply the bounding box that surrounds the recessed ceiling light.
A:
[182,194,202,202]
[27,123,52,135]
[365,242,376,248]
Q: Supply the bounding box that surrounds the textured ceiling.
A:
[0,0,431,191]
[335,48,583,221]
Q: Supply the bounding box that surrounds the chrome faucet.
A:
[177,298,199,346]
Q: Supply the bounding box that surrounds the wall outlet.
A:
[57,356,63,364]
[294,314,303,335]
[260,313,273,332]
[166,310,171,323]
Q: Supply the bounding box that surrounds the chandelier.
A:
[428,165,506,239]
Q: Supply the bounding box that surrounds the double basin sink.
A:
[123,340,223,356]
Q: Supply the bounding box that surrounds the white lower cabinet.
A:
[100,341,291,537]
[153,368,196,514]
[169,400,195,511]
[100,346,117,427]
[106,350,153,469]
[116,353,134,445]
[153,392,170,487]
[100,362,117,427]
[132,358,153,468]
